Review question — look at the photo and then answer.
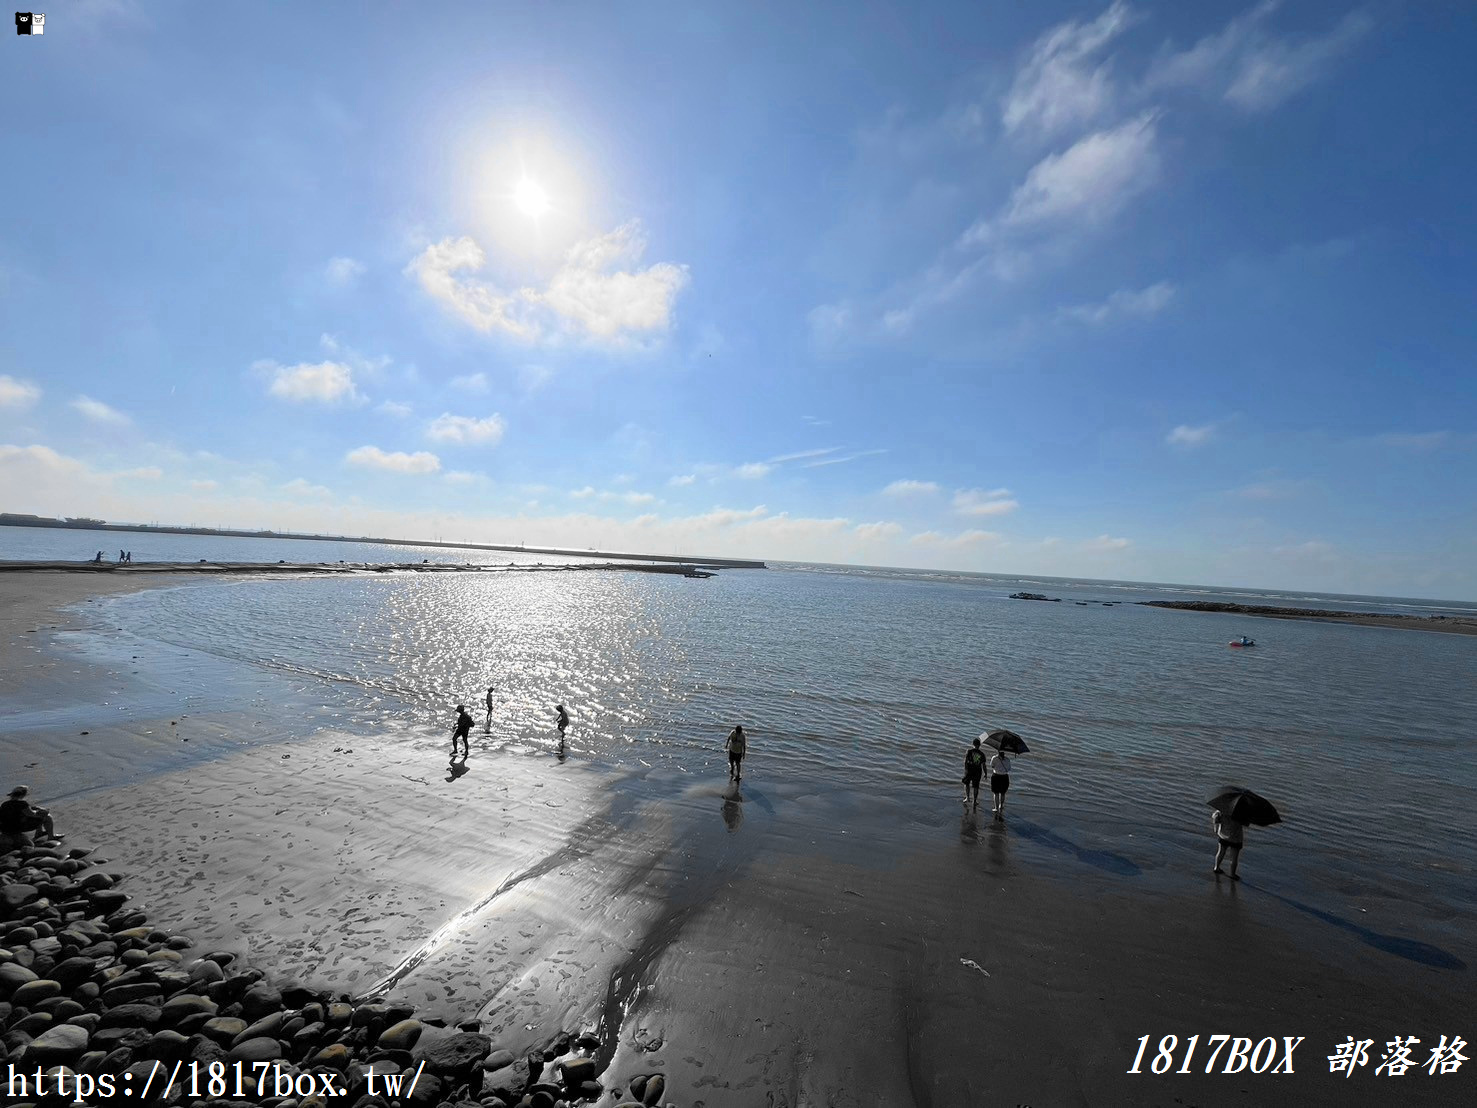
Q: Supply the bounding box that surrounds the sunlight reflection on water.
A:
[81,565,1477,925]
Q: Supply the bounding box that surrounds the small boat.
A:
[1228,639,1256,648]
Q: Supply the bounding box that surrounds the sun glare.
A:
[512,177,551,219]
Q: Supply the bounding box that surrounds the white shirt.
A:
[989,753,1010,776]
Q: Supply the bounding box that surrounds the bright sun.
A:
[512,177,551,218]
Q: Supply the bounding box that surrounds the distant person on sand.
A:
[963,738,985,808]
[94,551,104,563]
[451,704,474,756]
[1212,809,1245,880]
[0,785,58,845]
[725,725,747,781]
[555,704,569,734]
[484,685,496,731]
[989,748,1011,817]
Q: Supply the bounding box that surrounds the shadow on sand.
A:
[1009,816,1142,876]
[1251,884,1467,970]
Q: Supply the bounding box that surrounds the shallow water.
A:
[37,557,1472,956]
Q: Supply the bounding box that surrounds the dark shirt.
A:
[0,798,37,832]
[16,14,33,35]
[453,711,474,737]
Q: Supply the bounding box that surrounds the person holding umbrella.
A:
[982,728,1029,819]
[1211,809,1245,879]
[1206,788,1282,880]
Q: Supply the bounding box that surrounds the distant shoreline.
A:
[0,559,723,579]
[1141,599,1477,636]
[0,516,766,569]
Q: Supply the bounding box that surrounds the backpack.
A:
[965,748,983,769]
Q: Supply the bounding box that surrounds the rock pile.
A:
[2,840,677,1107]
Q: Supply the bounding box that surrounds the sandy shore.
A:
[3,572,1471,1107]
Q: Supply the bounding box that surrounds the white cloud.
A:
[993,112,1160,236]
[569,487,595,499]
[952,488,1020,517]
[0,375,41,410]
[1058,281,1174,324]
[882,479,941,497]
[1002,1,1135,137]
[265,361,361,404]
[1146,3,1372,112]
[803,449,887,468]
[377,400,413,418]
[426,413,506,446]
[802,414,831,427]
[1085,534,1132,551]
[407,221,689,346]
[72,396,131,425]
[600,490,657,506]
[735,462,773,479]
[854,521,905,542]
[541,222,690,341]
[911,529,1003,549]
[190,479,218,491]
[282,478,331,498]
[406,237,534,338]
[768,447,841,464]
[325,256,365,288]
[443,470,486,485]
[344,446,440,474]
[1167,423,1215,446]
[668,474,696,487]
[449,372,489,392]
[117,466,162,480]
[693,505,769,527]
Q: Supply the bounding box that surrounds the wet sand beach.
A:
[2,572,1472,1107]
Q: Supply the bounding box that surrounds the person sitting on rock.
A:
[0,785,59,847]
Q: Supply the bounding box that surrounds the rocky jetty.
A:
[1009,592,1060,602]
[1,839,676,1107]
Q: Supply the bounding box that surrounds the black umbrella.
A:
[1206,787,1282,827]
[981,728,1030,754]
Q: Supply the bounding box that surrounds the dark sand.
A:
[3,572,1471,1107]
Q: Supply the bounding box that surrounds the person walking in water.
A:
[484,685,496,732]
[555,704,569,734]
[989,746,1011,818]
[451,704,474,757]
[725,725,747,781]
[963,737,985,808]
[1212,809,1245,879]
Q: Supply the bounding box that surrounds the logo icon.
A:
[15,12,44,35]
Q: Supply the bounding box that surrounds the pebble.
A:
[0,837,673,1106]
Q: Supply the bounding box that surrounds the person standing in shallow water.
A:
[988,747,1011,818]
[1212,809,1245,880]
[555,704,569,734]
[725,725,747,781]
[484,685,496,732]
[963,738,985,808]
[451,704,474,757]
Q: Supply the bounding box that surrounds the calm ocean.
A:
[7,524,1476,961]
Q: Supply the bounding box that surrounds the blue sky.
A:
[2,1,1474,598]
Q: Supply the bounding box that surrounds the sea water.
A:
[7,527,1476,965]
